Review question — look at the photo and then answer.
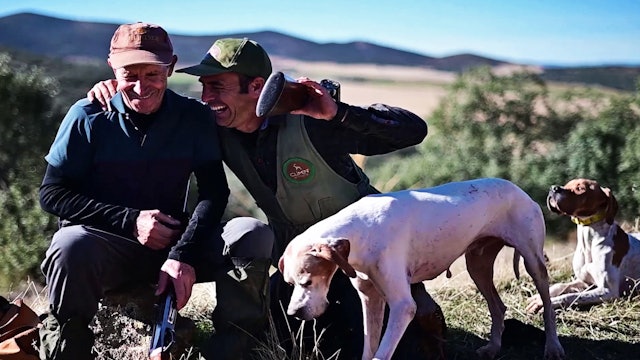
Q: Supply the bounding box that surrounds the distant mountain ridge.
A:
[0,12,509,71]
[1,12,638,91]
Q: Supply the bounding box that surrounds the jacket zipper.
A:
[125,113,147,147]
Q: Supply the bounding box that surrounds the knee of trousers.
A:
[41,226,103,275]
[223,217,274,259]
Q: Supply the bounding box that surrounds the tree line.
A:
[1,52,639,289]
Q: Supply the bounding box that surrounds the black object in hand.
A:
[149,286,177,360]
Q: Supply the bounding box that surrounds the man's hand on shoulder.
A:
[156,259,196,310]
[87,79,118,111]
[135,210,182,250]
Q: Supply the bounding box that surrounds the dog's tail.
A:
[512,251,521,280]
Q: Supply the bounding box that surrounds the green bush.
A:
[0,53,62,288]
[367,67,640,239]
[2,55,639,288]
[0,186,54,288]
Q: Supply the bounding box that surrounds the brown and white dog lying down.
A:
[526,178,640,313]
[278,178,565,360]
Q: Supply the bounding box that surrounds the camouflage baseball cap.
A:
[176,38,272,79]
[108,22,174,68]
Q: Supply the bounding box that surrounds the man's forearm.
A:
[39,165,138,237]
[167,160,229,265]
[319,103,428,155]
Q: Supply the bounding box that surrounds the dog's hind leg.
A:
[353,276,386,360]
[520,250,565,359]
[465,237,506,359]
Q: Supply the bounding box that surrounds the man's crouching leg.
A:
[39,313,94,360]
[392,283,447,360]
[38,226,103,360]
[199,218,274,360]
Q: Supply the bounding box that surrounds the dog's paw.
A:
[544,340,566,360]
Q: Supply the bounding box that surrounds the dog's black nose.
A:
[550,185,561,193]
[290,308,313,321]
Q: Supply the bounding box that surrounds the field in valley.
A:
[171,58,456,119]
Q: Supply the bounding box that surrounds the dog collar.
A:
[571,211,606,226]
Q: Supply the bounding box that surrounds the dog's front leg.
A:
[527,279,591,313]
[372,285,415,360]
[353,277,385,359]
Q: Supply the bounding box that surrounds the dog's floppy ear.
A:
[601,187,618,224]
[278,244,292,275]
[310,239,356,278]
[278,255,285,275]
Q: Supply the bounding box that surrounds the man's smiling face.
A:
[199,72,264,133]
[113,63,172,114]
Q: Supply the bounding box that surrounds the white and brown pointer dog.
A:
[279,178,565,360]
[527,178,640,313]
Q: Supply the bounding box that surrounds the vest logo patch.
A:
[283,158,315,183]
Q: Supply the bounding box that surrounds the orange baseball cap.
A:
[108,22,174,68]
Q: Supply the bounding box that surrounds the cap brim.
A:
[175,63,231,76]
[109,50,173,69]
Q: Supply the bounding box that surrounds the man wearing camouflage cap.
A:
[177,37,440,360]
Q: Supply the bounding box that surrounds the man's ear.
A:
[167,55,178,76]
[249,77,266,97]
[107,59,115,74]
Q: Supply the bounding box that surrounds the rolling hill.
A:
[0,12,504,71]
[0,12,638,91]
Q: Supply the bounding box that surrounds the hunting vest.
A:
[220,114,375,247]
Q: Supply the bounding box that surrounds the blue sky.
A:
[1,0,639,66]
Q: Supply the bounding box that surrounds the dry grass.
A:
[8,240,638,360]
[429,244,640,360]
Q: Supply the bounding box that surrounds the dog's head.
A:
[547,178,618,224]
[278,237,356,321]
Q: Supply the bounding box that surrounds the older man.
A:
[38,24,272,360]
